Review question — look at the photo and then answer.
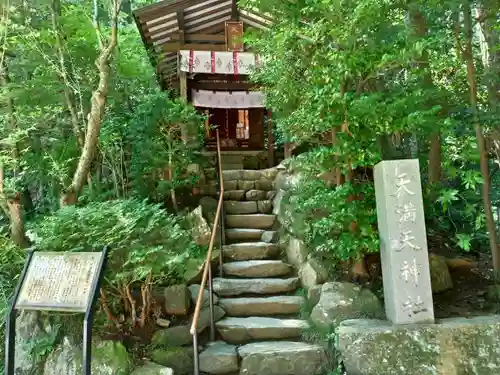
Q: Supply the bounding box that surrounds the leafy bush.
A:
[30,198,203,327]
[291,178,379,261]
[0,238,26,372]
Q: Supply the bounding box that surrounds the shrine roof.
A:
[133,0,272,91]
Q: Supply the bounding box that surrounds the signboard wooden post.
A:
[4,246,110,375]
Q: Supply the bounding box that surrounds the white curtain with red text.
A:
[179,50,260,75]
[191,89,265,108]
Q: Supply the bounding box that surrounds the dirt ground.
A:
[432,251,500,319]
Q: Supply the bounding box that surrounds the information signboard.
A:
[4,247,109,375]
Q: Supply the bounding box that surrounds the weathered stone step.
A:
[223,260,292,278]
[225,229,265,242]
[224,200,257,214]
[224,200,272,214]
[222,168,278,182]
[199,341,239,374]
[212,277,299,296]
[223,190,276,201]
[219,296,305,316]
[216,317,309,343]
[226,214,275,229]
[223,242,280,261]
[238,341,326,375]
[223,190,246,201]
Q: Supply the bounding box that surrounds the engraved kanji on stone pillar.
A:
[374,159,434,324]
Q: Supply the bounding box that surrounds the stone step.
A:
[223,260,292,278]
[224,201,258,214]
[238,341,326,375]
[223,190,246,201]
[224,200,273,214]
[223,242,280,261]
[222,169,278,182]
[245,190,271,201]
[199,341,239,375]
[223,190,276,201]
[225,229,265,242]
[226,214,275,229]
[219,296,305,316]
[212,277,300,296]
[216,317,309,344]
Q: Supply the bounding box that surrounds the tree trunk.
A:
[477,1,500,110]
[462,5,500,273]
[0,56,29,247]
[60,0,122,206]
[409,3,441,183]
[428,132,442,183]
[50,0,84,148]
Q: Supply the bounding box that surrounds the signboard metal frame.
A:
[4,246,110,375]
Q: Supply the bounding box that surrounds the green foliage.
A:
[0,238,26,371]
[31,199,203,285]
[243,0,500,261]
[126,92,205,202]
[291,177,379,260]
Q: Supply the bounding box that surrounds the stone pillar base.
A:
[336,316,500,375]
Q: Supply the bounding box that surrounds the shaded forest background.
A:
[0,0,500,371]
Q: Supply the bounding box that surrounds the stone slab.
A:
[336,316,500,375]
[212,277,299,296]
[216,317,308,343]
[199,341,239,374]
[374,159,434,324]
[224,201,258,214]
[220,296,305,316]
[226,214,275,229]
[222,260,292,278]
[238,341,325,375]
[223,242,280,261]
[226,229,265,242]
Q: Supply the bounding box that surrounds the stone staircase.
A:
[198,169,325,375]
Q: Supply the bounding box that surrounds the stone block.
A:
[310,282,384,329]
[164,284,191,315]
[286,237,309,266]
[188,284,219,308]
[429,254,453,293]
[307,285,322,308]
[238,341,325,375]
[299,259,328,289]
[337,316,500,375]
[199,341,239,374]
[237,180,255,190]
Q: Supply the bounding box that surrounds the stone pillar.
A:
[374,159,434,324]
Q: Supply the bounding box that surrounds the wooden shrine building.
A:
[133,0,277,167]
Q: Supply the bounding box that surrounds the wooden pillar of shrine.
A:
[267,110,275,167]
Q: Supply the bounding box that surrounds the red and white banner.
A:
[180,50,260,75]
[191,89,265,108]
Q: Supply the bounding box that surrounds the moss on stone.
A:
[149,347,193,375]
[337,316,500,375]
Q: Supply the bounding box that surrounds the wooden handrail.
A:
[190,129,224,335]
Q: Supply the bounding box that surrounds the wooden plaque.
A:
[225,21,244,52]
[15,252,104,312]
